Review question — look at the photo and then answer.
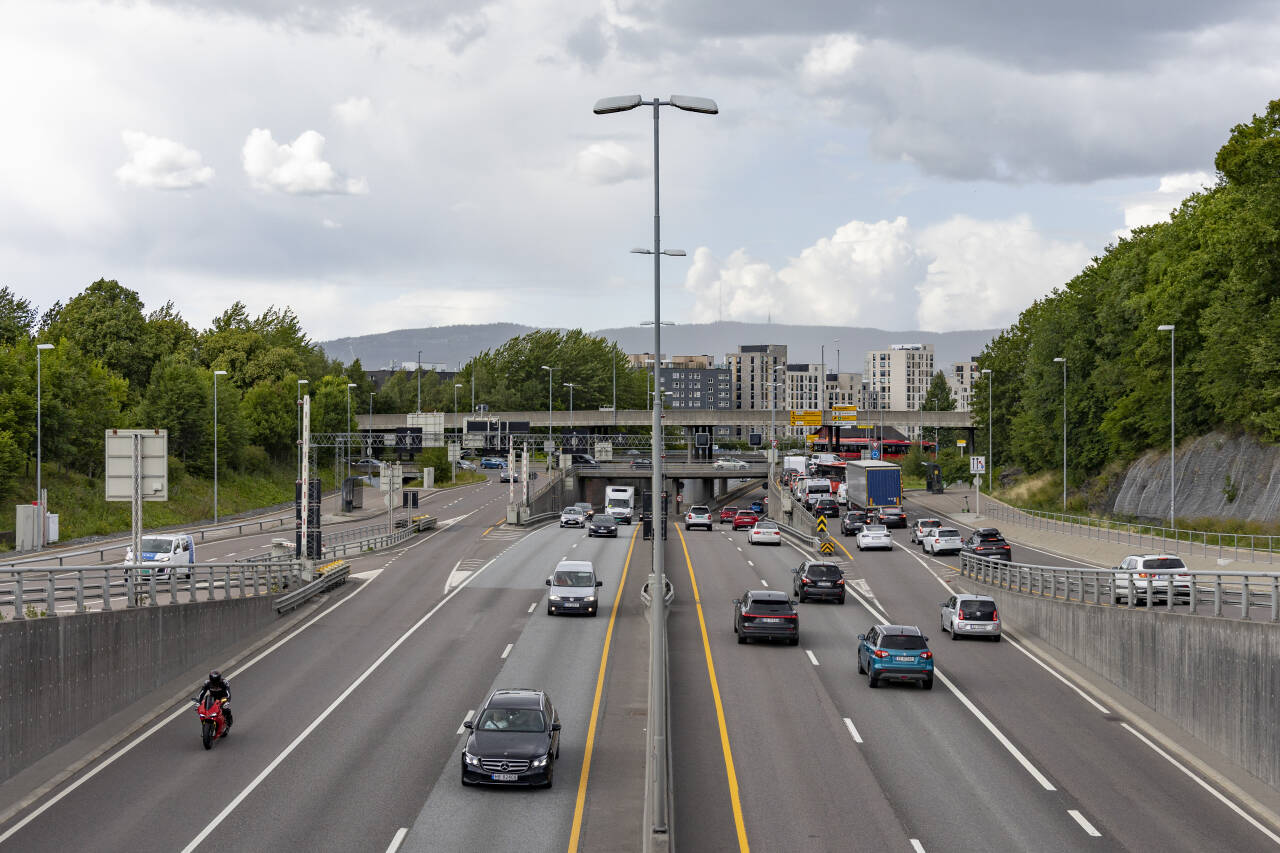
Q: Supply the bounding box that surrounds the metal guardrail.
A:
[958,552,1280,622]
[320,515,437,559]
[274,561,351,613]
[984,502,1279,565]
[0,561,304,619]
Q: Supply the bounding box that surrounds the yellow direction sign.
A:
[832,414,859,423]
[819,541,835,555]
[789,410,823,426]
[832,405,858,412]
[816,516,828,534]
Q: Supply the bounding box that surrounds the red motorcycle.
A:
[194,697,231,749]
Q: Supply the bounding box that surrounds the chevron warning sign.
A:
[815,516,828,534]
[819,541,835,555]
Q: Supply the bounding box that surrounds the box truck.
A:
[844,460,902,511]
[605,485,635,523]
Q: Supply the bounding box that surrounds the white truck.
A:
[604,485,636,523]
[123,533,196,577]
[783,455,807,477]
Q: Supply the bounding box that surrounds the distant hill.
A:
[319,322,999,372]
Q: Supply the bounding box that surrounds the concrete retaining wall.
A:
[0,596,277,783]
[970,581,1280,790]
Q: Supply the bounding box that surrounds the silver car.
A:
[923,527,963,556]
[713,458,749,470]
[559,506,586,528]
[684,505,713,530]
[1112,554,1193,602]
[855,524,892,551]
[940,593,1001,641]
[545,561,602,616]
[910,518,942,545]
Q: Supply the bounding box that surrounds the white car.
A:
[559,506,586,528]
[923,527,963,556]
[910,518,942,545]
[1112,554,1193,602]
[855,524,892,551]
[940,593,1001,641]
[713,458,749,471]
[748,521,783,545]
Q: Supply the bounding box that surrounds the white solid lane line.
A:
[1067,809,1101,837]
[180,556,500,853]
[760,579,769,587]
[842,717,863,744]
[1120,723,1280,846]
[910,840,926,853]
[805,649,820,666]
[385,828,408,853]
[456,710,475,735]
[527,602,537,613]
[501,643,513,659]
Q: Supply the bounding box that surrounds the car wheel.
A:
[922,677,934,690]
[867,670,878,688]
[789,636,799,646]
[797,590,806,602]
[547,604,554,616]
[737,632,748,644]
[838,595,845,605]
[461,771,474,786]
[590,608,598,617]
[950,623,959,640]
[992,634,1001,642]
[544,762,554,789]
[856,543,863,551]
[857,654,865,674]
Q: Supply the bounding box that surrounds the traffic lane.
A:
[196,524,615,853]
[747,534,1093,852]
[871,534,1280,851]
[671,524,910,852]
[0,502,513,851]
[400,526,637,851]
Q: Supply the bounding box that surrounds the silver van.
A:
[545,560,603,617]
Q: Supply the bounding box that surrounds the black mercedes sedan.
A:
[461,688,561,788]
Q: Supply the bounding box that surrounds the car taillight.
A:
[836,579,845,585]
[992,610,998,621]
[873,649,889,658]
[801,578,812,585]
[920,651,933,660]
[956,609,964,620]
[933,538,940,544]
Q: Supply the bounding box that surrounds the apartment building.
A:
[659,367,733,410]
[626,353,714,370]
[947,358,981,411]
[726,345,788,411]
[783,365,863,437]
[863,344,934,411]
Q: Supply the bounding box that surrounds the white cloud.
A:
[800,34,861,87]
[572,141,646,185]
[1118,170,1215,236]
[322,218,342,229]
[331,96,373,126]
[241,128,368,195]
[685,215,1089,332]
[115,131,214,190]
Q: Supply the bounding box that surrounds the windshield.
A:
[475,708,547,732]
[958,600,997,620]
[918,519,940,529]
[562,507,582,515]
[806,483,831,494]
[607,498,629,507]
[140,538,173,552]
[553,570,595,587]
[880,635,927,651]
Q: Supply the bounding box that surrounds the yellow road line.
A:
[567,524,639,852]
[675,524,750,853]
[481,526,494,537]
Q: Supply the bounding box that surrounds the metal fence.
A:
[0,561,304,620]
[983,503,1279,565]
[320,515,437,559]
[958,552,1280,622]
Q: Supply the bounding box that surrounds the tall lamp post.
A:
[416,350,422,413]
[1053,357,1067,510]
[980,368,993,494]
[540,365,557,465]
[345,382,356,484]
[563,383,577,431]
[1157,325,1176,526]
[296,378,309,482]
[35,342,53,549]
[595,91,716,840]
[767,379,783,488]
[213,370,228,523]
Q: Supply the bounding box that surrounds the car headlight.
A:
[464,751,481,766]
[530,754,549,767]
[549,595,562,601]
[585,595,596,602]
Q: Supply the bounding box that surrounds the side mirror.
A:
[791,567,801,573]
[463,720,474,730]
[940,602,948,608]
[857,634,865,640]
[545,578,552,586]
[595,580,603,587]
[924,637,930,643]
[789,599,799,605]
[732,599,740,605]
[551,722,562,731]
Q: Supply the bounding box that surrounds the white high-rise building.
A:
[863,344,934,412]
[947,358,981,411]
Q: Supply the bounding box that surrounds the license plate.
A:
[818,582,831,587]
[492,773,518,782]
[758,617,782,623]
[894,656,913,662]
[564,602,579,608]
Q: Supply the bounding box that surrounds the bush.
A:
[417,446,452,485]
[238,444,272,476]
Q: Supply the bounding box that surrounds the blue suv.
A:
[857,624,934,689]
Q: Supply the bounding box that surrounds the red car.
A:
[720,506,739,524]
[732,510,759,530]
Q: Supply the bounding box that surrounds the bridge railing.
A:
[982,503,1279,565]
[958,552,1280,622]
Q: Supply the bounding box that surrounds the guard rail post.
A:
[1241,576,1251,620]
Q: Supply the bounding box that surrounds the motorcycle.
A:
[193,696,231,749]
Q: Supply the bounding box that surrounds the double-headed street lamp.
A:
[1157,325,1176,526]
[213,369,228,523]
[35,342,54,549]
[596,91,717,840]
[1053,357,1067,510]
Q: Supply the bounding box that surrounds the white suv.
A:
[923,527,963,556]
[684,506,713,530]
[1112,554,1192,603]
[910,518,942,545]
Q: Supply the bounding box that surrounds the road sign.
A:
[770,438,778,448]
[805,434,815,442]
[594,441,613,462]
[815,516,828,534]
[970,455,986,474]
[819,541,835,555]
[789,410,823,426]
[956,439,967,446]
[832,414,859,423]
[832,405,858,412]
[870,450,880,460]
[447,441,461,462]
[105,429,168,502]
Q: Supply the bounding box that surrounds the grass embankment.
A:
[8,462,334,549]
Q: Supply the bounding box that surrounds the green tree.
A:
[138,357,212,472]
[0,287,36,347]
[241,378,298,459]
[45,279,155,392]
[37,339,129,477]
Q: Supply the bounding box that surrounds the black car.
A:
[499,471,520,483]
[792,561,846,604]
[813,498,840,519]
[461,688,562,788]
[841,510,869,536]
[877,507,907,528]
[587,514,618,537]
[630,458,652,470]
[962,527,1013,561]
[733,590,799,645]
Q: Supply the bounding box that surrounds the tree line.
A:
[973,99,1280,489]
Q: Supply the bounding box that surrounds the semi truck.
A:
[605,485,636,523]
[844,460,902,511]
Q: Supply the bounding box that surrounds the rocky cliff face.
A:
[1110,432,1280,523]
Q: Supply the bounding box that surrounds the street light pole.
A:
[1053,357,1067,510]
[596,91,716,839]
[416,350,422,413]
[1158,325,1176,526]
[540,365,556,465]
[345,382,356,484]
[980,368,992,494]
[564,383,576,431]
[214,370,228,523]
[35,342,53,549]
[296,378,309,483]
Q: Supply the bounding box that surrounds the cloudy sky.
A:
[3,0,1277,341]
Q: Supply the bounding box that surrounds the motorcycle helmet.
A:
[208,670,224,684]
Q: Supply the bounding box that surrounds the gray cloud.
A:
[137,0,481,32]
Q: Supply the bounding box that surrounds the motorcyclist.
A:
[196,670,232,729]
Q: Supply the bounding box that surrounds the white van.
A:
[604,486,635,523]
[124,533,196,577]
